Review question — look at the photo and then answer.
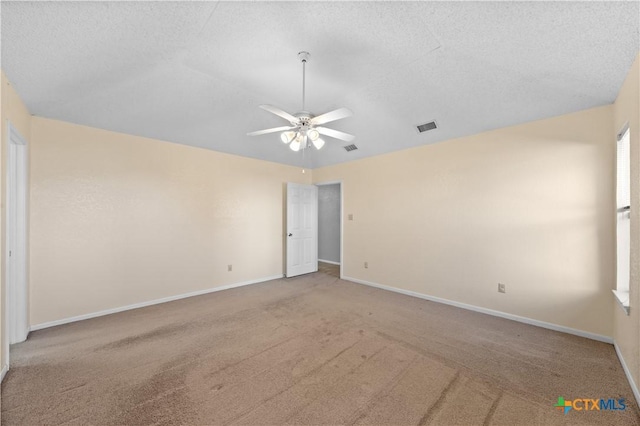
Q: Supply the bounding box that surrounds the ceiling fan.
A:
[247,51,355,151]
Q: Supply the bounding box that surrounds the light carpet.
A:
[2,268,638,425]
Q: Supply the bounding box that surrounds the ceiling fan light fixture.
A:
[307,128,320,141]
[290,136,302,151]
[312,137,325,150]
[281,131,296,144]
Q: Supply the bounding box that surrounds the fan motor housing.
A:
[294,111,312,127]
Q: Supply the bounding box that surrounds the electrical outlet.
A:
[228,264,233,272]
[498,283,506,293]
[348,214,354,221]
[364,261,368,269]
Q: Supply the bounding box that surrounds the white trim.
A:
[612,289,631,315]
[314,180,342,186]
[1,364,8,383]
[614,342,640,408]
[343,276,613,344]
[318,259,340,265]
[30,275,283,331]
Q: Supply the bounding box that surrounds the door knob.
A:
[288,233,293,237]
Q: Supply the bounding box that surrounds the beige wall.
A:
[0,71,32,371]
[29,117,309,326]
[614,54,640,393]
[314,105,615,337]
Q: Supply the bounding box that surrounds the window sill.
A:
[613,290,630,315]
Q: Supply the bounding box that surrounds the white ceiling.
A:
[2,1,638,168]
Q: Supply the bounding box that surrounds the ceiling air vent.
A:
[417,121,438,133]
[343,144,358,152]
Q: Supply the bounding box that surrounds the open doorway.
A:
[316,181,342,279]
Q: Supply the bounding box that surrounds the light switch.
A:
[348,214,353,221]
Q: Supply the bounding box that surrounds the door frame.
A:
[315,180,343,279]
[5,121,29,368]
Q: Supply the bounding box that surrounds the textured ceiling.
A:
[2,1,639,168]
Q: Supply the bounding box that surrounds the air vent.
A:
[417,121,438,133]
[343,144,358,152]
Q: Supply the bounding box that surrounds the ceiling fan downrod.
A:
[299,51,310,112]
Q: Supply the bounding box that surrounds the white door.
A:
[286,183,318,277]
[6,122,29,353]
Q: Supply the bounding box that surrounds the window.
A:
[614,125,631,314]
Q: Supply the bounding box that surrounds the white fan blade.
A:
[247,126,296,136]
[310,107,353,125]
[316,126,355,142]
[259,105,299,124]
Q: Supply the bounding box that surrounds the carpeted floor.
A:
[317,261,340,278]
[2,270,638,425]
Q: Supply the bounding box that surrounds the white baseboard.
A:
[343,276,613,344]
[30,275,283,331]
[614,342,640,408]
[318,259,341,265]
[1,364,8,383]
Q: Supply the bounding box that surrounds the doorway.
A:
[316,181,342,279]
[5,122,29,368]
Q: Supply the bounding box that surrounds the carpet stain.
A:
[96,324,188,351]
[60,382,87,393]
[115,364,194,425]
[418,371,461,425]
[482,391,503,426]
